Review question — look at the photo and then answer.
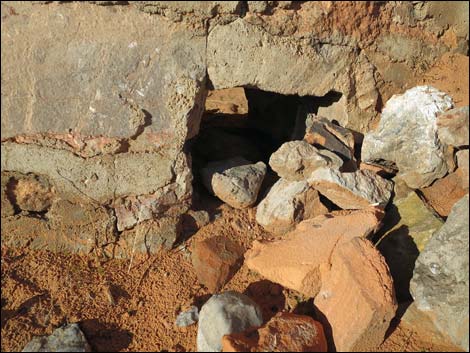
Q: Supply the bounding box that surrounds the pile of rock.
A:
[190,85,469,352]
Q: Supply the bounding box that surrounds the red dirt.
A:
[0,193,463,352]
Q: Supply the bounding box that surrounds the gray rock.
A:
[410,194,469,351]
[176,305,199,327]
[201,158,266,209]
[207,19,380,133]
[197,291,263,352]
[269,141,343,181]
[308,168,394,209]
[187,210,210,228]
[22,323,91,352]
[437,106,469,147]
[304,115,355,161]
[362,86,453,189]
[256,178,328,235]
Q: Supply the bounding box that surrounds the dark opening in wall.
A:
[189,86,343,201]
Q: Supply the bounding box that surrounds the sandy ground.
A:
[0,193,463,352]
[1,53,468,352]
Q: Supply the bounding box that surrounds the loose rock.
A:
[314,237,397,351]
[247,207,384,296]
[419,171,468,217]
[304,116,355,161]
[269,140,343,181]
[437,106,469,147]
[197,291,263,352]
[410,194,469,351]
[222,312,327,352]
[377,191,443,301]
[22,323,91,352]
[308,168,393,209]
[201,158,267,209]
[362,86,453,188]
[456,149,469,189]
[255,178,328,235]
[176,306,199,328]
[192,236,245,292]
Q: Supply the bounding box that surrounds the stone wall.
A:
[1,1,468,256]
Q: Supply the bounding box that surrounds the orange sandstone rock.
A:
[192,236,245,292]
[245,207,384,297]
[222,312,327,352]
[314,237,397,351]
[419,171,468,217]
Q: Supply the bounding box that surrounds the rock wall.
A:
[1,1,468,256]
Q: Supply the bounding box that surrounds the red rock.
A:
[222,312,327,352]
[192,236,244,292]
[245,207,384,297]
[314,237,397,351]
[419,171,467,217]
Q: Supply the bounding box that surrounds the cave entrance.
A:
[189,86,342,203]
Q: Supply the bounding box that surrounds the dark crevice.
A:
[189,85,345,201]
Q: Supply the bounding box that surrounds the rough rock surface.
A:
[2,199,116,253]
[222,312,327,352]
[1,172,18,217]
[314,237,397,352]
[114,217,181,258]
[247,207,384,296]
[377,191,443,301]
[410,194,469,351]
[437,106,469,147]
[456,149,469,189]
[269,141,343,181]
[201,158,267,209]
[304,116,355,161]
[246,208,396,351]
[12,174,54,212]
[419,171,468,217]
[362,86,454,189]
[175,306,199,328]
[205,87,248,115]
[255,178,328,235]
[197,291,263,352]
[308,168,393,209]
[192,236,245,292]
[22,323,91,352]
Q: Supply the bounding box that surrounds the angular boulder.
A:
[222,312,327,352]
[201,158,267,209]
[247,207,384,296]
[362,86,453,189]
[255,178,328,235]
[197,291,263,352]
[376,191,443,301]
[22,323,91,352]
[314,238,397,352]
[437,106,469,147]
[246,208,396,351]
[419,171,468,217]
[304,116,355,161]
[192,236,245,292]
[410,194,469,351]
[308,168,393,209]
[269,140,343,181]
